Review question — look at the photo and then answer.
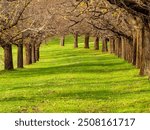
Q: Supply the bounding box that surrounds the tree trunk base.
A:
[3,44,14,70]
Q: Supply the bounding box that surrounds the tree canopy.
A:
[0,0,150,78]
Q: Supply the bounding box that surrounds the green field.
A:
[0,36,150,113]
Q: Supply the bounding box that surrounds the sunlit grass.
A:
[0,36,150,113]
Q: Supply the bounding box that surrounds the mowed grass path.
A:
[0,36,150,113]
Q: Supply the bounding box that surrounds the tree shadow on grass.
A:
[42,89,150,101]
[7,61,133,78]
[0,96,30,102]
[1,88,150,103]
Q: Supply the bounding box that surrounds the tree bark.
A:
[17,43,23,68]
[3,44,14,70]
[84,33,90,48]
[136,28,143,68]
[140,25,150,77]
[114,38,118,55]
[31,43,36,63]
[60,35,65,46]
[74,32,78,48]
[116,37,122,58]
[121,37,126,60]
[94,37,99,50]
[102,38,108,52]
[109,38,115,53]
[126,39,133,63]
[35,46,40,61]
[122,38,132,63]
[132,33,137,66]
[143,26,150,77]
[25,43,32,65]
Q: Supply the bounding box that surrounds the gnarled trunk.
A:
[94,37,99,50]
[3,44,14,70]
[17,43,23,68]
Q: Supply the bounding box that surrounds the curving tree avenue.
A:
[0,0,150,79]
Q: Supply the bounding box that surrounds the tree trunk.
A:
[140,25,150,77]
[74,32,78,48]
[31,43,36,63]
[94,37,99,50]
[35,46,40,61]
[126,39,133,63]
[102,38,108,52]
[136,28,143,68]
[125,41,129,61]
[60,35,65,46]
[116,37,122,57]
[122,38,132,62]
[17,43,23,68]
[121,37,126,60]
[109,38,115,53]
[84,33,90,48]
[143,26,150,77]
[114,38,118,55]
[3,44,14,70]
[25,43,32,65]
[132,33,137,66]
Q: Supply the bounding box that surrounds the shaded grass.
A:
[0,35,150,113]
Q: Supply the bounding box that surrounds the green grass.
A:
[0,36,150,113]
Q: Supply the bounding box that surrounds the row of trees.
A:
[63,0,150,78]
[0,0,150,79]
[56,0,150,78]
[0,0,55,70]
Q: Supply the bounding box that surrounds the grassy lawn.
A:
[0,36,150,113]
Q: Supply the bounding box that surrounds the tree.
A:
[0,0,32,70]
